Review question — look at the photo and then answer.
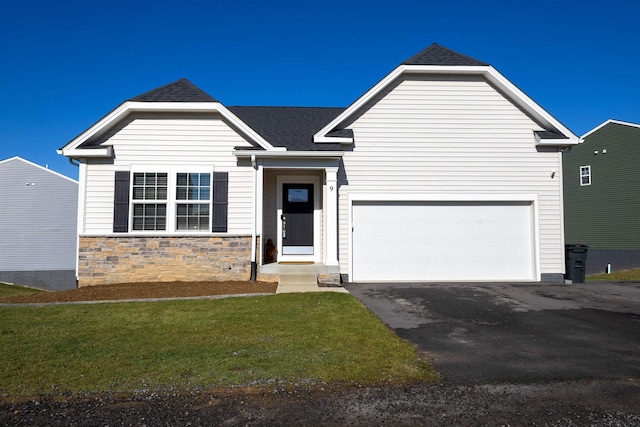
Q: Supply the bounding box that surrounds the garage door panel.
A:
[352,201,534,282]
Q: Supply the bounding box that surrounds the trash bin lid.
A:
[566,244,589,252]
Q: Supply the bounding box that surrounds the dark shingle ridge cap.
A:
[402,43,489,67]
[128,78,218,102]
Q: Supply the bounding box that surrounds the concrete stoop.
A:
[257,263,347,294]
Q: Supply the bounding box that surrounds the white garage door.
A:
[351,201,535,282]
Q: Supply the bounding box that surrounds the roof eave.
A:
[581,119,640,139]
[234,150,343,159]
[313,64,580,144]
[57,146,114,159]
[59,101,278,157]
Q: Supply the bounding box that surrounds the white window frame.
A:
[175,172,212,232]
[580,165,591,186]
[131,172,169,232]
[129,166,214,234]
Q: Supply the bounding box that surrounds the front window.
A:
[132,172,167,230]
[580,166,591,186]
[176,173,211,230]
[129,171,212,232]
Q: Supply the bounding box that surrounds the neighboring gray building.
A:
[563,120,640,274]
[0,156,78,290]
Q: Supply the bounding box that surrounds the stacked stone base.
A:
[78,235,257,287]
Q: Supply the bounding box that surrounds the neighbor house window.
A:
[176,173,211,231]
[132,172,168,230]
[580,166,591,186]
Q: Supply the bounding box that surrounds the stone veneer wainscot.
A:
[78,235,258,286]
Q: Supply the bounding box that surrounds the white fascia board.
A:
[581,119,640,139]
[234,150,344,158]
[314,136,354,144]
[534,133,582,147]
[60,101,277,157]
[312,64,580,145]
[215,103,278,151]
[483,67,579,143]
[313,65,404,143]
[58,147,114,158]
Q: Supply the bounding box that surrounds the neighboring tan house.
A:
[0,156,78,290]
[563,119,640,274]
[58,43,579,287]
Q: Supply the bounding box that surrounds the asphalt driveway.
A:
[346,281,640,385]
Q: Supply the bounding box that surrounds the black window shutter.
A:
[113,171,130,232]
[212,172,228,232]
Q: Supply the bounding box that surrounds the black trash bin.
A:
[565,244,589,283]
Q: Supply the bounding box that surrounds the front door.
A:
[281,183,314,255]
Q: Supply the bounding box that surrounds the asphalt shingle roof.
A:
[80,44,490,151]
[229,106,346,151]
[403,43,489,66]
[129,78,218,102]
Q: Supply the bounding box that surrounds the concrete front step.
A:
[278,273,318,286]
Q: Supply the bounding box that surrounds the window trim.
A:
[580,165,591,186]
[175,172,212,231]
[131,172,169,231]
[128,167,215,234]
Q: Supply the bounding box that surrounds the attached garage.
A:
[351,199,537,282]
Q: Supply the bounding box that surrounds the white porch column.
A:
[324,166,339,266]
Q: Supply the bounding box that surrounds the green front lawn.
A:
[0,293,437,397]
[588,268,640,281]
[0,282,43,298]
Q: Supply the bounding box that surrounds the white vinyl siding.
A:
[339,76,564,277]
[81,113,254,234]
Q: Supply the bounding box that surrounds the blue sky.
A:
[1,0,638,179]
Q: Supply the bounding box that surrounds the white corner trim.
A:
[581,119,640,139]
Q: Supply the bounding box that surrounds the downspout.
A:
[249,154,258,281]
[67,157,80,287]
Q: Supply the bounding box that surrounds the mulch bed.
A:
[0,281,278,304]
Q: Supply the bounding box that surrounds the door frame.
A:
[276,175,321,263]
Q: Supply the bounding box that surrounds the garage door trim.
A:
[347,193,540,282]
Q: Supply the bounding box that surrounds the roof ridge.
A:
[402,43,489,66]
[230,105,345,111]
[128,78,217,102]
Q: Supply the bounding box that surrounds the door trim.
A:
[276,175,321,262]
